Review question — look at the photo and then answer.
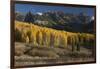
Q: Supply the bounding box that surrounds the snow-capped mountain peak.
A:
[91,16,94,21]
[37,12,43,15]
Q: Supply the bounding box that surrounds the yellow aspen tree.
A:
[15,28,22,42]
[50,32,55,47]
[71,36,75,52]
[44,30,50,46]
[26,36,29,43]
[42,29,46,46]
[53,32,60,47]
[32,30,37,46]
[59,33,67,48]
[61,33,67,48]
[36,31,43,45]
[21,29,27,42]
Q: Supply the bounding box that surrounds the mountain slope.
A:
[15,11,94,33]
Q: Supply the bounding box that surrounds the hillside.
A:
[15,21,95,48]
[15,11,94,33]
[15,21,95,66]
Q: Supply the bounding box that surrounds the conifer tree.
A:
[24,11,34,23]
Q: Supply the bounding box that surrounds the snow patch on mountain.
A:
[91,16,94,21]
[37,12,43,15]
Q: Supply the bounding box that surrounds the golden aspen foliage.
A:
[36,31,43,45]
[31,30,38,46]
[15,28,22,42]
[59,33,67,47]
[26,36,29,43]
[45,31,51,46]
[54,33,60,47]
[21,29,27,42]
[15,21,95,48]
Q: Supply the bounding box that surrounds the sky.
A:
[15,3,95,17]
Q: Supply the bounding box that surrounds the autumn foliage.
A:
[15,21,95,49]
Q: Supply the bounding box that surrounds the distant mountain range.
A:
[15,11,95,33]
